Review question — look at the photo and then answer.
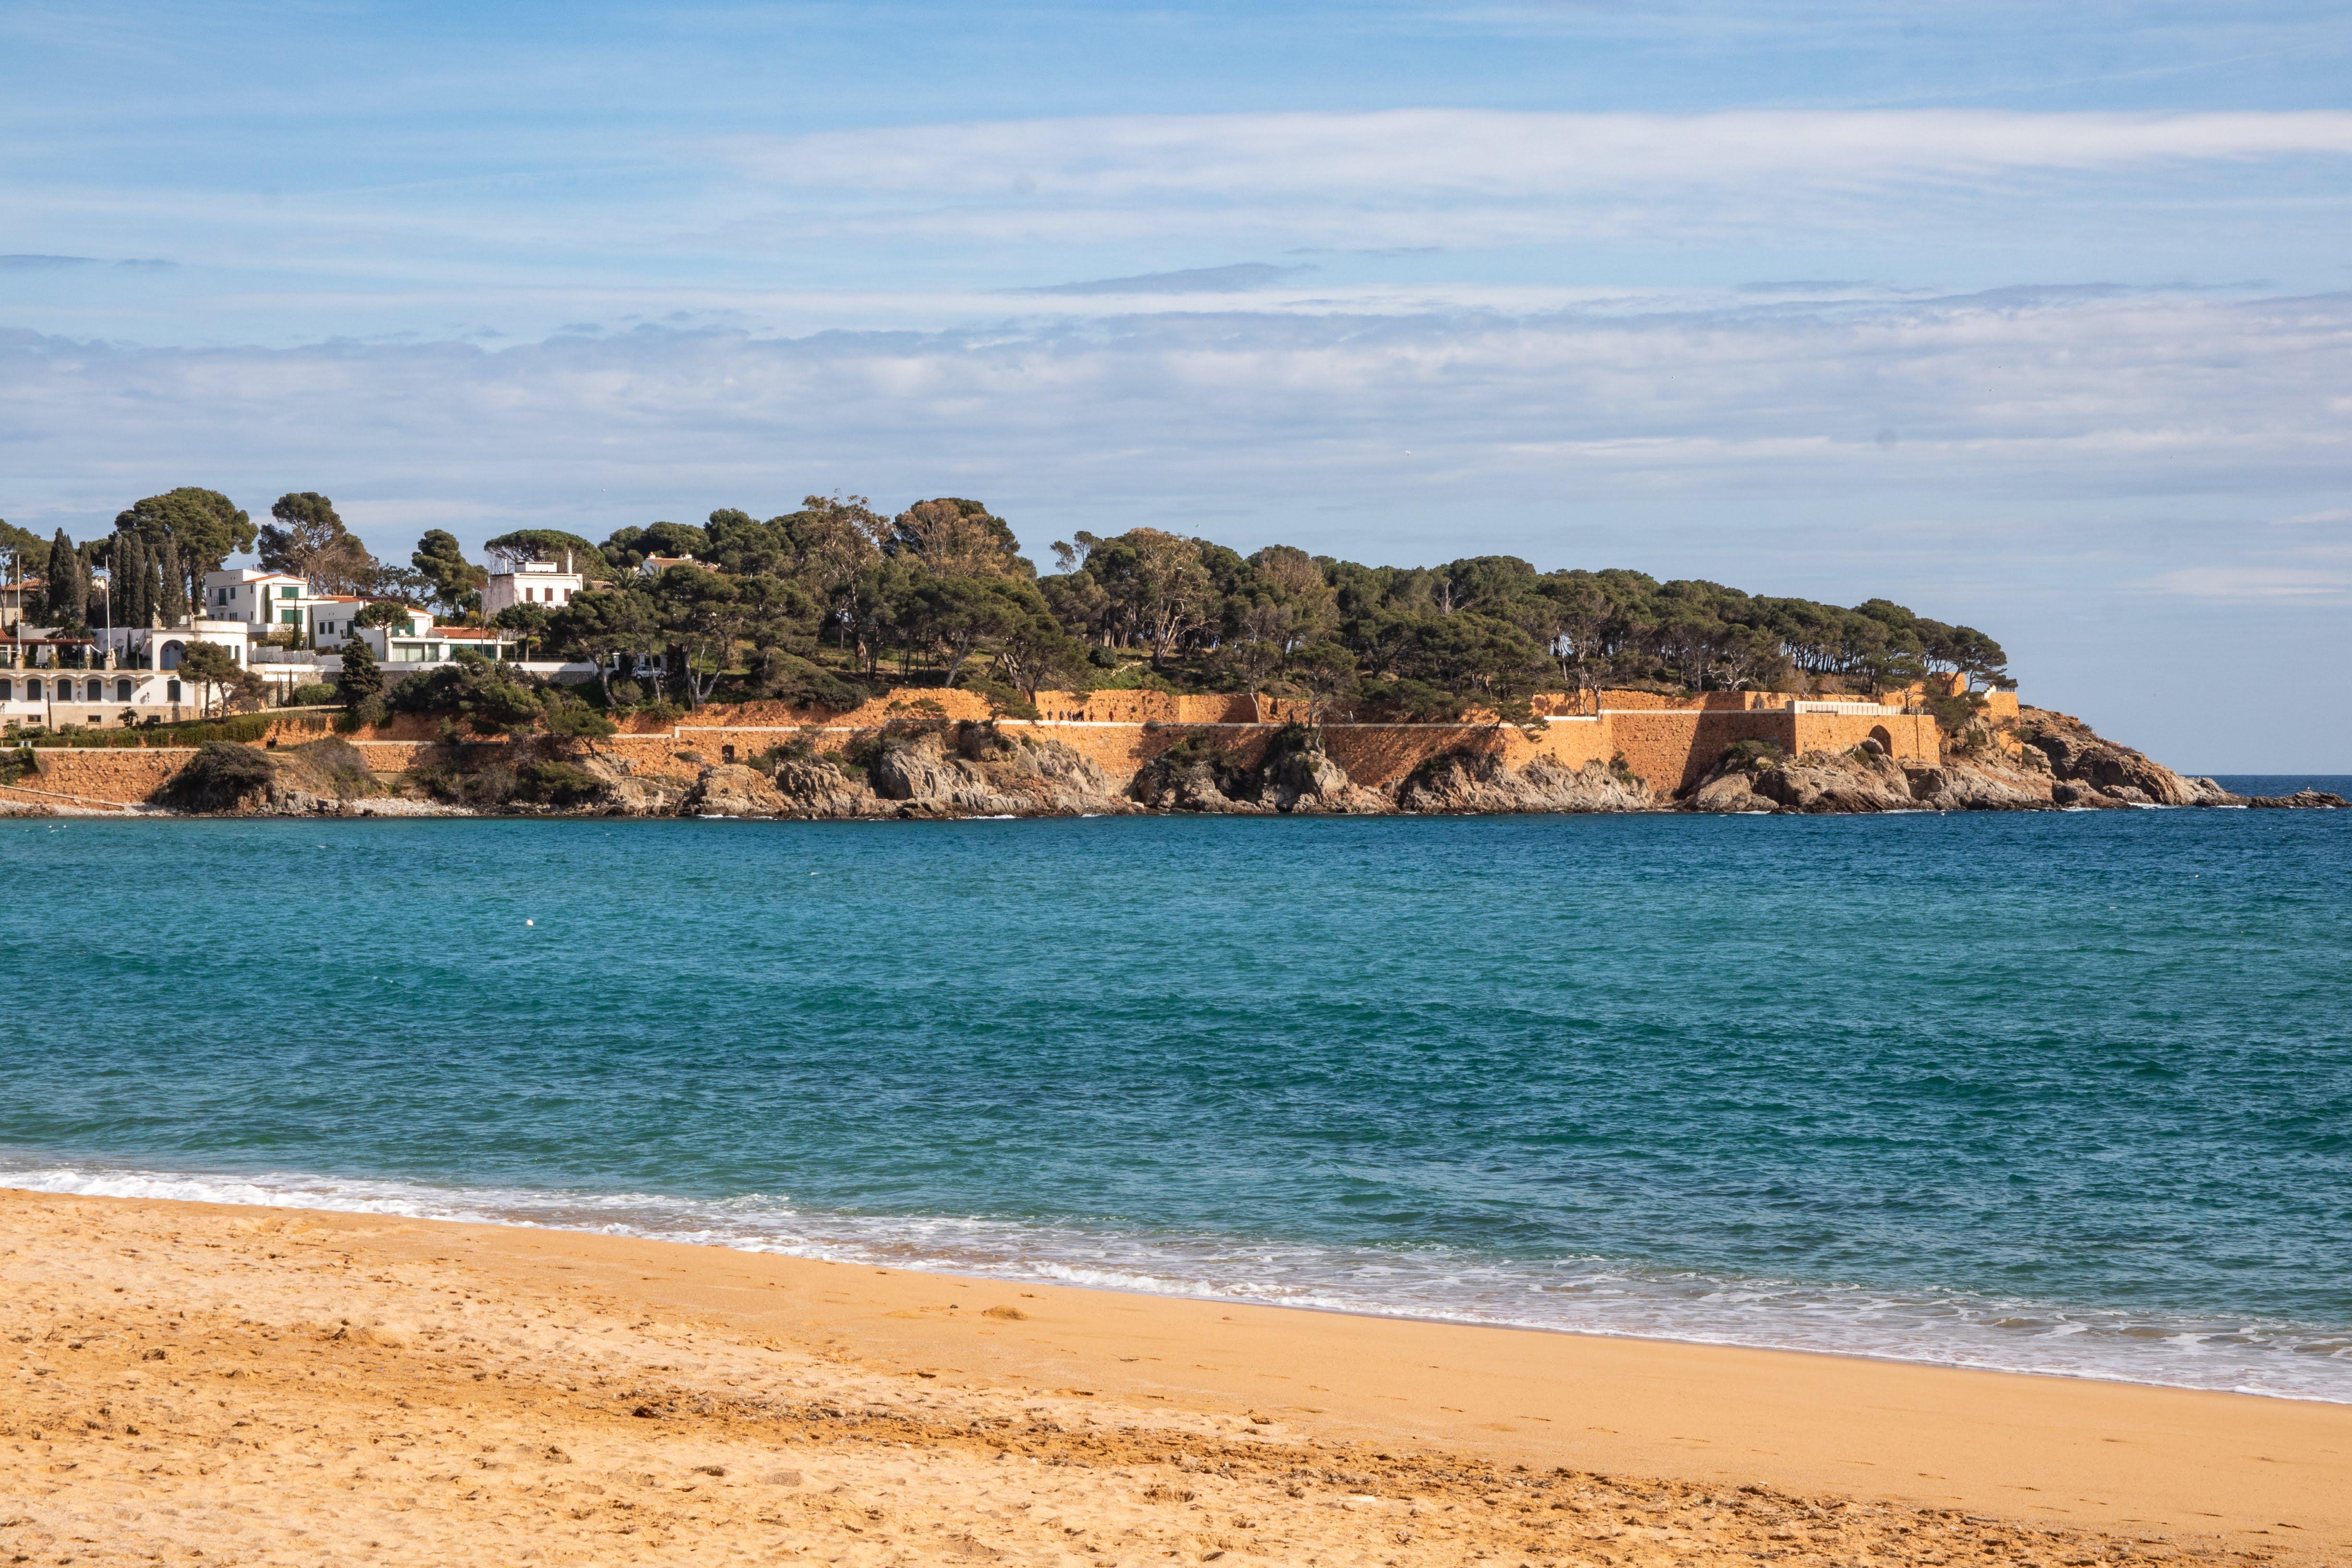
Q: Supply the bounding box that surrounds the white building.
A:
[482,555,585,616]
[202,568,342,632]
[2,619,257,729]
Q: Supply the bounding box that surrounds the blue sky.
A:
[4,1,2350,767]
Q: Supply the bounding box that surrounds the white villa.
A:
[0,559,599,733]
[481,551,585,616]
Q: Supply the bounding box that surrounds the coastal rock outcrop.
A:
[157,737,415,816]
[2246,787,2351,809]
[1395,750,1655,814]
[2011,709,2219,806]
[1128,729,1387,814]
[748,724,1138,819]
[1903,757,2058,811]
[686,763,789,817]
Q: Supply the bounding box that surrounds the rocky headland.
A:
[37,702,2331,821]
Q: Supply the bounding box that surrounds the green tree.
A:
[1082,528,1213,668]
[491,601,552,661]
[176,640,240,718]
[155,538,189,626]
[114,533,151,630]
[483,529,610,579]
[336,633,384,707]
[656,565,750,707]
[0,518,46,565]
[885,498,1029,578]
[43,529,83,625]
[546,586,662,706]
[908,572,1029,687]
[1287,642,1359,728]
[412,529,487,617]
[113,488,255,604]
[388,649,545,736]
[355,599,417,632]
[259,492,377,592]
[540,691,618,753]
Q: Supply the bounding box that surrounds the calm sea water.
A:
[5,790,2349,1399]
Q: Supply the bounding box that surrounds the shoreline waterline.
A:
[11,1156,2346,1406]
[14,1184,2351,1566]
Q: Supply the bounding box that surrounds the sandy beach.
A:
[3,1189,2343,1566]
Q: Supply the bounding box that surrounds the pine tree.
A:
[44,529,82,626]
[157,537,188,626]
[336,631,384,707]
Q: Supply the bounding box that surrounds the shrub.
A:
[162,742,277,810]
[1924,690,1987,732]
[754,649,868,712]
[960,674,1039,721]
[518,759,604,805]
[288,683,339,707]
[1717,739,1786,773]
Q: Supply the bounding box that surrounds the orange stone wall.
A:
[28,748,189,806]
[1789,711,1940,766]
[9,684,1976,808]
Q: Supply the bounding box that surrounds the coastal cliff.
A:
[9,698,2341,819]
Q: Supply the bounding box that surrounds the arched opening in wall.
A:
[721,745,737,763]
[1868,724,1895,756]
[160,640,186,670]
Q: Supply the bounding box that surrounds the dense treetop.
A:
[22,490,2013,723]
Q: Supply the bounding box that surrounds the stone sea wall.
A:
[5,684,1969,813]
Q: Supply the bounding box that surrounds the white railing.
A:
[1790,701,1907,716]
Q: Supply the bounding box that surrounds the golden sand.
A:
[3,1190,2343,1565]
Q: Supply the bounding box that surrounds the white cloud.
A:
[730,109,2352,198]
[3,285,2345,552]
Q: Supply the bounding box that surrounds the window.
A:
[0,678,12,700]
[281,609,300,625]
[27,679,43,700]
[280,586,298,600]
[167,680,182,703]
[115,678,133,701]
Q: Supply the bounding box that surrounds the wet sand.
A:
[3,1189,2343,1565]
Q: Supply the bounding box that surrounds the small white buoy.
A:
[525,919,535,926]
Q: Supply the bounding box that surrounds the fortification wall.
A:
[30,748,188,805]
[11,683,1979,809]
[1790,711,1940,765]
[1605,710,1796,795]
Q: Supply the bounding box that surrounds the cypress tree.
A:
[143,539,165,628]
[83,549,106,628]
[156,537,188,626]
[120,534,150,630]
[336,631,383,707]
[43,529,82,626]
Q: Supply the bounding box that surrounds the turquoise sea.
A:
[4,788,2349,1400]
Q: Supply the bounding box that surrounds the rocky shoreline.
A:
[15,705,2338,820]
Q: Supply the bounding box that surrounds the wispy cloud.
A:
[727,109,2352,197]
[5,285,2343,557]
[1023,262,1316,295]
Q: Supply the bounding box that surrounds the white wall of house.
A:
[482,561,583,616]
